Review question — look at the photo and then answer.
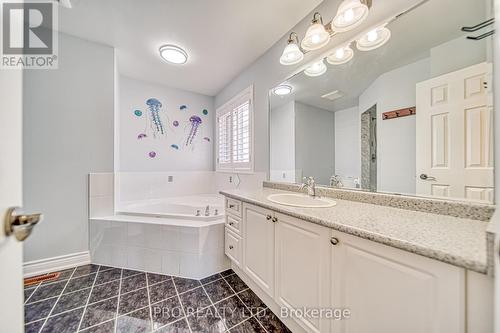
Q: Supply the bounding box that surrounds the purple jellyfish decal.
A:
[146,98,164,137]
[149,151,156,158]
[137,133,147,139]
[173,120,179,127]
[186,115,202,146]
[203,137,210,142]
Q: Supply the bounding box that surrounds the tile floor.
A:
[24,265,291,333]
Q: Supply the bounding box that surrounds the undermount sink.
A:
[267,193,336,208]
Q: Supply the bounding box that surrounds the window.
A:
[216,85,253,172]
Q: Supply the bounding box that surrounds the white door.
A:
[416,62,494,203]
[0,70,24,331]
[242,203,275,298]
[331,232,465,333]
[275,213,331,333]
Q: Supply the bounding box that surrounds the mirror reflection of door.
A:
[416,62,494,203]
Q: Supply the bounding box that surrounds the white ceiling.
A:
[57,0,323,96]
[270,0,488,112]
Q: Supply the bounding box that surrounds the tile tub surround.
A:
[24,264,290,333]
[89,215,230,279]
[263,181,495,222]
[221,187,491,274]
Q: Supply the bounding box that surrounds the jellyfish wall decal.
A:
[146,98,164,137]
[186,115,202,146]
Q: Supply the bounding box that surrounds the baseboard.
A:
[23,251,91,278]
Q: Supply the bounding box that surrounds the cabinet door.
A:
[331,232,465,333]
[242,203,275,297]
[275,213,331,333]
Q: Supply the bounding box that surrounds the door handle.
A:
[419,174,436,181]
[4,207,42,241]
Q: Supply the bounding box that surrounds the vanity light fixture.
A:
[304,59,327,77]
[280,1,374,65]
[280,33,304,65]
[332,0,370,32]
[356,24,392,51]
[301,12,332,51]
[159,44,188,64]
[273,85,293,96]
[326,44,354,65]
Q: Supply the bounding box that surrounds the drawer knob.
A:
[229,204,235,208]
[271,217,278,223]
[330,237,340,246]
[229,222,234,226]
[266,215,272,220]
[229,245,234,250]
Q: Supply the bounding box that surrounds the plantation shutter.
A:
[216,86,253,172]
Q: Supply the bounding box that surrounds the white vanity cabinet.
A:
[330,232,465,333]
[241,203,276,298]
[275,212,332,333]
[223,198,488,333]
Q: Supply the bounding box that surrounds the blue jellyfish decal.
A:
[170,144,179,150]
[203,137,210,142]
[202,109,208,115]
[134,110,143,117]
[186,115,202,146]
[146,98,164,137]
[180,105,187,111]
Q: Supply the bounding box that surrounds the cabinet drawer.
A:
[226,198,242,217]
[226,214,241,235]
[225,228,242,267]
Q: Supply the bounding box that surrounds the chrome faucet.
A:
[330,175,343,188]
[300,176,316,197]
[204,205,210,216]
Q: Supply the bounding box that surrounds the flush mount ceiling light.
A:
[280,33,304,65]
[273,85,293,96]
[159,44,188,64]
[304,59,327,77]
[332,0,370,32]
[356,25,392,51]
[327,44,354,65]
[301,12,331,51]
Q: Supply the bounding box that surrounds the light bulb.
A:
[367,29,378,42]
[344,8,354,22]
[332,0,370,32]
[301,19,331,51]
[327,45,354,65]
[304,59,327,77]
[280,42,304,65]
[356,25,391,51]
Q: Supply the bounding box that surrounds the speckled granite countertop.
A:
[221,188,491,274]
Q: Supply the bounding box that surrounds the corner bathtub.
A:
[89,194,229,279]
[117,194,225,221]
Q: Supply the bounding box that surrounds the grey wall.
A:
[23,33,114,262]
[294,102,335,185]
[359,57,430,195]
[334,106,360,181]
[270,100,295,182]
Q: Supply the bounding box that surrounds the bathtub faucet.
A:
[196,210,201,217]
[204,205,210,216]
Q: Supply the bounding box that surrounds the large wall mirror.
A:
[269,0,495,204]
